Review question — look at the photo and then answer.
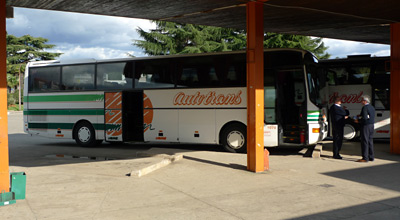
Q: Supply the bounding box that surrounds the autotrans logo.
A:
[173,90,243,106]
[329,91,364,104]
[143,93,154,132]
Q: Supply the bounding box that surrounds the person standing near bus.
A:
[330,96,349,159]
[357,95,375,162]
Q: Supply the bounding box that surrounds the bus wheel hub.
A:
[78,127,91,142]
[227,131,244,149]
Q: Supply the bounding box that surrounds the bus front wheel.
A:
[74,121,102,147]
[221,123,247,153]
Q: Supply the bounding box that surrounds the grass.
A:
[7,104,23,111]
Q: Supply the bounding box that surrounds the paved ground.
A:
[1,111,400,219]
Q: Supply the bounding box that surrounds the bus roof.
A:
[27,48,314,67]
[320,55,389,64]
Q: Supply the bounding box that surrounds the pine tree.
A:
[134,21,330,59]
[133,21,246,55]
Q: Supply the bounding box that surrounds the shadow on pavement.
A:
[8,133,224,168]
[323,162,400,192]
[291,197,400,219]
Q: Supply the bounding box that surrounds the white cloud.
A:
[323,38,390,58]
[6,8,155,59]
[7,8,391,60]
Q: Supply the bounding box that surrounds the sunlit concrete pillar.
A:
[0,0,10,192]
[391,23,400,154]
[246,1,267,172]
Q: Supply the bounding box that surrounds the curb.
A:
[129,154,183,177]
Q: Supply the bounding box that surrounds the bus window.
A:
[348,66,370,84]
[61,64,95,91]
[97,62,133,90]
[29,66,61,92]
[135,59,174,88]
[306,64,322,106]
[224,54,246,87]
[179,68,199,87]
[177,56,224,87]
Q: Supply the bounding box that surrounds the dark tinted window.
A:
[97,62,133,90]
[61,64,95,90]
[178,55,225,87]
[176,54,246,88]
[135,59,174,88]
[224,54,246,87]
[265,51,303,68]
[29,66,61,92]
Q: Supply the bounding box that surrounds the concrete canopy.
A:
[5,0,400,44]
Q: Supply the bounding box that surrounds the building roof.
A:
[6,0,399,44]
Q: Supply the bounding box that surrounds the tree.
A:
[133,21,330,59]
[6,34,62,109]
[263,33,330,59]
[134,21,246,56]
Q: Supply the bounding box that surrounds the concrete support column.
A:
[0,0,10,192]
[391,23,400,154]
[246,1,266,172]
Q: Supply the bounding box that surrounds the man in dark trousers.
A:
[330,96,349,159]
[357,95,375,162]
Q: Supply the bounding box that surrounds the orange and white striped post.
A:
[246,0,268,172]
[0,0,10,192]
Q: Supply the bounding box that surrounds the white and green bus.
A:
[23,48,327,153]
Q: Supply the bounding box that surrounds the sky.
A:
[6,8,391,60]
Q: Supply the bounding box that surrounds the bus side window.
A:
[97,62,133,90]
[135,60,174,88]
[61,64,95,91]
[29,66,61,92]
[179,68,199,87]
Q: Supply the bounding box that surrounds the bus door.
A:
[105,92,123,142]
[121,90,144,142]
[276,70,307,144]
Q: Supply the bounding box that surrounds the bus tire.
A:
[343,122,359,141]
[221,123,247,153]
[74,121,100,147]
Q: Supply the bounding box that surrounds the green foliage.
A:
[133,21,246,56]
[7,105,23,111]
[6,34,61,107]
[263,33,330,59]
[134,21,330,59]
[7,33,63,78]
[7,34,62,64]
[7,90,23,106]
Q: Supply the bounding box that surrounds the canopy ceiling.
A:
[6,0,400,44]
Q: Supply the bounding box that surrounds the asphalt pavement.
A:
[1,111,400,219]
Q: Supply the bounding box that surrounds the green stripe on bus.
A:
[24,109,104,116]
[27,94,104,102]
[307,115,319,117]
[307,119,319,121]
[28,123,105,130]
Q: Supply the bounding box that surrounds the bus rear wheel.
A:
[74,121,102,147]
[221,123,247,153]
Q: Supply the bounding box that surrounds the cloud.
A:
[47,44,147,60]
[6,8,155,59]
[323,38,390,58]
[7,8,391,60]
